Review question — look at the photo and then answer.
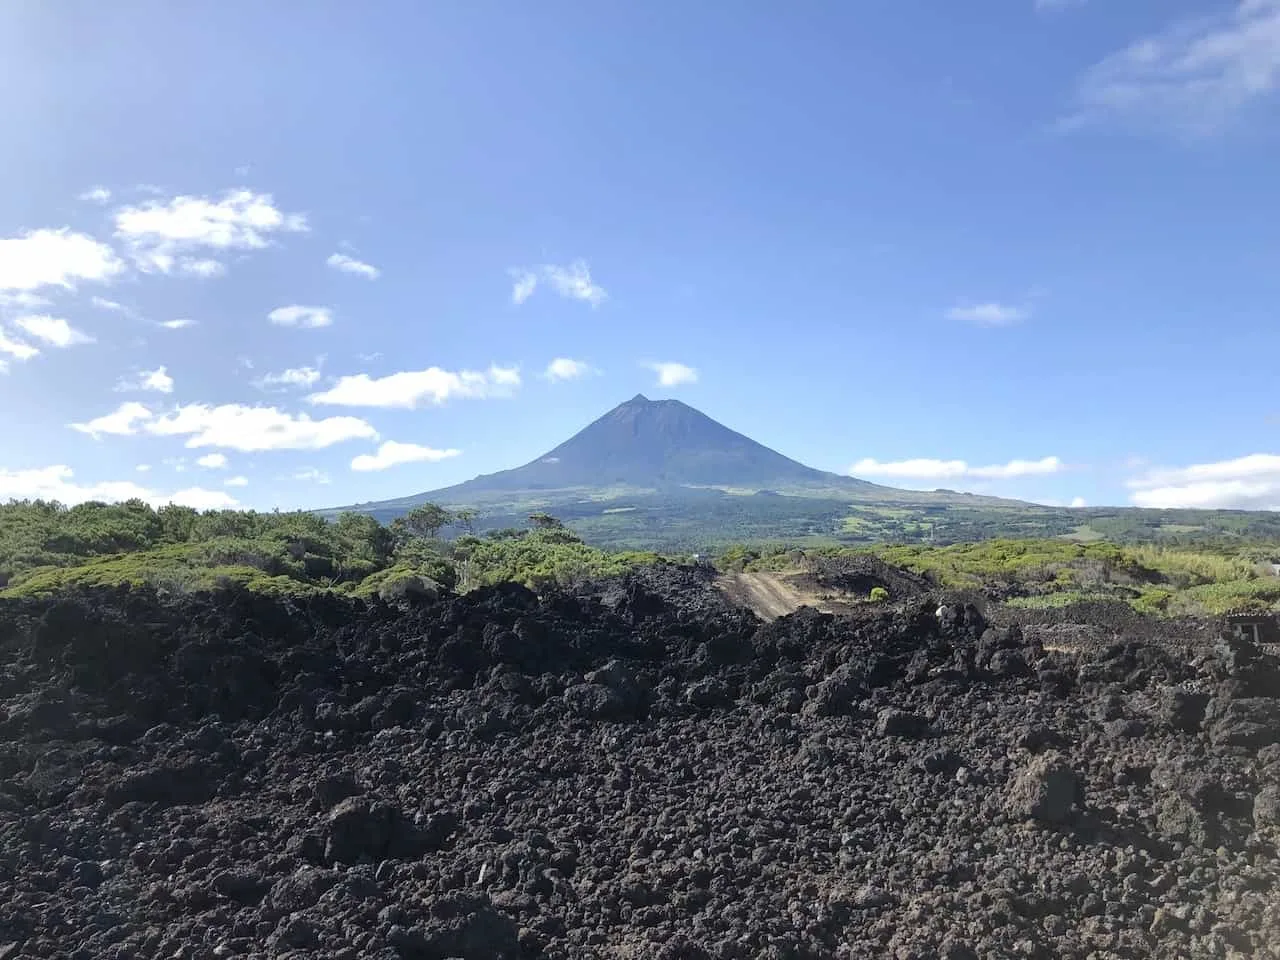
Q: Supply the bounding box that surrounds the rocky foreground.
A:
[1,568,1279,959]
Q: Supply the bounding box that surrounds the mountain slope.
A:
[327,394,1047,547]
[432,394,882,498]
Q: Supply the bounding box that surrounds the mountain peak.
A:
[421,394,854,497]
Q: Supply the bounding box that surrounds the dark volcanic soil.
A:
[1,571,1279,959]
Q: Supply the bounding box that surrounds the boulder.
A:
[269,867,338,913]
[875,708,927,738]
[1159,686,1210,733]
[1212,632,1280,697]
[1007,753,1080,824]
[1104,718,1146,739]
[585,659,642,711]
[563,683,631,721]
[802,665,863,717]
[1157,793,1219,847]
[988,649,1030,679]
[1208,698,1280,749]
[104,763,217,807]
[1255,786,1280,830]
[685,677,733,709]
[210,868,270,905]
[323,797,420,864]
[420,893,521,959]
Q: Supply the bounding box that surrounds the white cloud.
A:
[160,318,196,330]
[0,292,52,310]
[196,452,228,469]
[327,253,380,279]
[180,258,225,277]
[91,296,127,312]
[969,456,1064,479]
[646,361,698,387]
[0,329,39,362]
[256,365,321,389]
[851,458,968,480]
[1070,496,1088,508]
[80,186,112,204]
[850,456,1064,481]
[310,364,521,408]
[351,440,462,472]
[509,261,607,306]
[1062,0,1280,136]
[293,468,331,485]
[542,260,607,306]
[117,366,174,394]
[947,302,1028,326]
[12,314,93,347]
[72,400,375,453]
[70,401,153,437]
[0,228,124,292]
[510,269,538,305]
[268,304,333,329]
[0,465,148,504]
[224,475,249,487]
[113,189,307,273]
[144,403,378,451]
[166,487,241,509]
[1128,453,1280,509]
[0,464,237,509]
[136,464,151,473]
[543,357,594,381]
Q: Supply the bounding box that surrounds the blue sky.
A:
[1,0,1279,512]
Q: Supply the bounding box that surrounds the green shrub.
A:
[868,586,889,603]
[352,558,458,599]
[0,499,658,601]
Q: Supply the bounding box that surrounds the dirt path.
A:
[716,571,841,619]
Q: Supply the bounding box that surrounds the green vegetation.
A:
[868,586,889,603]
[453,528,658,592]
[718,538,1280,617]
[340,488,1280,554]
[4,496,1278,619]
[0,499,656,599]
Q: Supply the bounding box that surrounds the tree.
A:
[399,503,452,540]
[528,512,564,530]
[451,509,477,535]
[335,511,395,564]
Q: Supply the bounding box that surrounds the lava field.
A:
[1,565,1278,958]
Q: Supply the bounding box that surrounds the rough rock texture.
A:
[1007,752,1081,824]
[0,582,1278,958]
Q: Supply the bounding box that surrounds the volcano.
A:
[428,393,883,496]
[330,394,1034,546]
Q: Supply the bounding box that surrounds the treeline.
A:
[0,500,657,598]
